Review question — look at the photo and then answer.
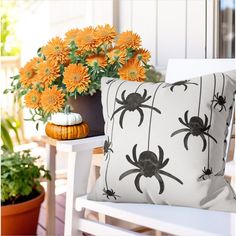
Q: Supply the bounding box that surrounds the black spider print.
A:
[119,144,183,194]
[103,188,120,200]
[104,137,113,155]
[163,80,198,92]
[106,79,116,84]
[212,74,226,112]
[111,89,161,128]
[198,167,213,181]
[212,93,226,112]
[103,81,126,200]
[171,110,217,152]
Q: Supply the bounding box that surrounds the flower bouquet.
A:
[5,24,160,136]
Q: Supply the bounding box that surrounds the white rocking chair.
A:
[63,59,236,236]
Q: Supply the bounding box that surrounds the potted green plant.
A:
[1,150,51,235]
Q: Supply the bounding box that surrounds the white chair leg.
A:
[64,149,93,236]
[46,144,56,236]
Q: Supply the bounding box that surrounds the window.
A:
[219,0,235,58]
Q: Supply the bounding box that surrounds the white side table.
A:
[45,135,105,236]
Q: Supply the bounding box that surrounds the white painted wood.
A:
[78,218,141,236]
[165,58,236,82]
[186,0,206,58]
[206,0,215,58]
[64,150,93,236]
[92,0,113,25]
[45,144,56,236]
[119,0,132,32]
[157,0,186,67]
[132,0,157,65]
[76,195,236,236]
[56,135,105,152]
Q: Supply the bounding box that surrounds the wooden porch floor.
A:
[37,181,66,236]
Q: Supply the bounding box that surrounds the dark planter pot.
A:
[1,185,45,235]
[69,91,105,136]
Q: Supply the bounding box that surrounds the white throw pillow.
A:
[88,70,236,212]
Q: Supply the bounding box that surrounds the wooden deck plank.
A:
[38,192,66,235]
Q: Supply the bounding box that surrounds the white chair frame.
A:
[62,59,236,236]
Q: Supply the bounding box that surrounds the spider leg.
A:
[134,173,143,193]
[119,109,127,128]
[184,110,189,124]
[111,106,125,119]
[178,117,188,127]
[116,98,125,105]
[159,170,183,185]
[183,132,191,150]
[198,174,205,181]
[183,84,188,91]
[142,89,147,99]
[158,145,164,163]
[119,169,140,180]
[219,106,223,112]
[142,95,152,103]
[107,195,109,199]
[199,133,207,152]
[171,128,189,137]
[154,174,165,194]
[213,103,218,109]
[114,196,117,200]
[170,86,174,92]
[204,114,208,128]
[160,158,169,169]
[132,144,138,163]
[137,108,144,126]
[188,82,198,86]
[121,90,126,101]
[223,105,226,111]
[126,155,139,167]
[203,132,217,143]
[140,104,161,114]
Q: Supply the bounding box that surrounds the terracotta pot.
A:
[1,186,45,235]
[69,91,105,135]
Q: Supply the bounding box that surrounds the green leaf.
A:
[1,123,14,152]
[5,117,21,144]
[3,89,9,94]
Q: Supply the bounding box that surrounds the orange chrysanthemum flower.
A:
[118,59,146,82]
[65,28,81,45]
[19,61,36,88]
[134,48,151,63]
[116,31,141,50]
[36,61,60,86]
[76,27,97,52]
[86,55,107,68]
[24,90,41,109]
[63,64,90,93]
[95,24,117,46]
[42,37,69,64]
[41,86,65,114]
[30,57,44,70]
[107,47,126,64]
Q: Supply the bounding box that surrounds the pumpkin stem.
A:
[64,105,71,114]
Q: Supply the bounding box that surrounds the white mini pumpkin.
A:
[50,112,83,126]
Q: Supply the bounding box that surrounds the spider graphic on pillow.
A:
[163,80,198,92]
[171,110,217,152]
[119,144,183,194]
[212,92,226,112]
[111,89,161,128]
